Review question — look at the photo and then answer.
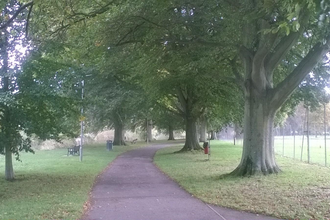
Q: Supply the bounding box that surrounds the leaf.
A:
[293,21,301,31]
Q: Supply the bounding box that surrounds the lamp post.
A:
[80,79,84,162]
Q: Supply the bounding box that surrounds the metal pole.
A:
[234,125,236,145]
[301,114,306,161]
[80,80,84,162]
[324,104,327,166]
[146,118,149,144]
[307,106,310,163]
[282,126,285,156]
[293,128,296,159]
[208,140,210,160]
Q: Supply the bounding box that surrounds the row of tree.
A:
[1,0,330,180]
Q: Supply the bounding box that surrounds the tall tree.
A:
[228,0,330,175]
[0,1,80,180]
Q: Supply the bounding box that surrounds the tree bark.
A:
[2,24,14,180]
[5,145,14,181]
[231,93,280,176]
[113,114,125,146]
[210,130,216,140]
[147,119,153,142]
[179,117,202,151]
[168,124,175,140]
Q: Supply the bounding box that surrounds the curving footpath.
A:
[82,144,279,220]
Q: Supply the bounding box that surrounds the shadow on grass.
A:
[174,149,204,154]
[195,159,211,162]
[1,172,93,201]
[219,172,239,180]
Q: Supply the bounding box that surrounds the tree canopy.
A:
[1,0,330,180]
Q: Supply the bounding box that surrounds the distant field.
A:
[227,136,330,167]
[274,135,329,166]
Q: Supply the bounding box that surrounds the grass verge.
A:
[154,141,330,219]
[0,142,146,219]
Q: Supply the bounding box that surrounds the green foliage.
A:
[0,1,77,164]
[151,104,184,133]
[0,51,80,160]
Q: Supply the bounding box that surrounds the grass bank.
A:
[154,141,330,219]
[0,142,146,219]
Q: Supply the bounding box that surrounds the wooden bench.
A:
[67,145,80,156]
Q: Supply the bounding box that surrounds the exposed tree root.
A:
[177,143,203,153]
[229,157,281,177]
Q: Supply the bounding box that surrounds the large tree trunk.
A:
[5,145,14,180]
[180,117,202,151]
[113,113,125,146]
[113,123,125,145]
[199,118,206,142]
[231,95,280,176]
[210,130,216,140]
[168,124,175,140]
[175,86,203,151]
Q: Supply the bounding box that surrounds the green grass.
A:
[154,141,330,219]
[0,142,146,219]
[274,135,330,166]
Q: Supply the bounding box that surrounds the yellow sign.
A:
[79,116,86,122]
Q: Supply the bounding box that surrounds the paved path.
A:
[82,144,278,220]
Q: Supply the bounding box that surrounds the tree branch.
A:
[131,16,166,28]
[265,12,309,73]
[264,31,301,72]
[165,36,230,47]
[156,102,182,117]
[254,20,277,63]
[270,39,330,110]
[229,57,244,89]
[239,46,253,63]
[116,22,145,46]
[50,1,115,36]
[0,1,33,30]
[177,87,187,114]
[25,3,34,38]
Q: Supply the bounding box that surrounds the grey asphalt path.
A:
[82,144,279,220]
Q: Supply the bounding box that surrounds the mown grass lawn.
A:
[274,135,330,166]
[0,142,146,219]
[154,141,330,219]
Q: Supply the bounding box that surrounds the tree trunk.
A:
[168,124,175,140]
[147,119,152,142]
[5,145,14,181]
[113,120,125,146]
[231,1,330,176]
[231,94,280,176]
[2,25,14,180]
[210,130,216,140]
[199,118,206,142]
[179,117,202,151]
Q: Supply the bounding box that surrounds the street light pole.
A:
[80,80,84,162]
[146,117,149,144]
